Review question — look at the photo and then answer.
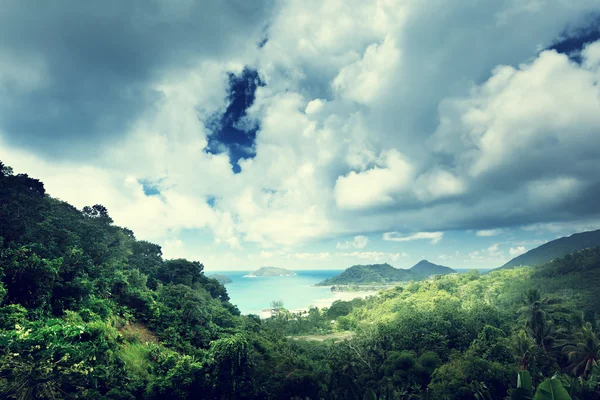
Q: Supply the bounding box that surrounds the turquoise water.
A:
[207,270,342,315]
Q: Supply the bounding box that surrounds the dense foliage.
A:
[0,162,328,399]
[1,161,599,399]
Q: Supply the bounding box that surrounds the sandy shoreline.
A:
[259,289,379,319]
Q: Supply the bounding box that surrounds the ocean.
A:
[206,270,344,315]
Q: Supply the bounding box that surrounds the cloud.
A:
[383,231,443,244]
[288,252,332,261]
[338,251,406,263]
[2,0,600,268]
[0,0,273,159]
[509,246,527,257]
[334,149,414,210]
[476,229,502,237]
[332,36,401,105]
[336,235,369,249]
[487,244,501,257]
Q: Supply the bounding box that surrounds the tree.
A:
[518,289,560,350]
[0,247,60,311]
[564,323,600,378]
[81,204,113,223]
[210,334,254,399]
[0,168,46,245]
[158,259,204,287]
[0,161,13,176]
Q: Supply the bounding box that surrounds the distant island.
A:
[208,274,233,285]
[244,266,297,277]
[317,260,456,286]
[496,229,600,270]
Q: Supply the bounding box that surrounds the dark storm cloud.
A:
[0,0,273,159]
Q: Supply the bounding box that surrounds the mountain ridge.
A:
[496,229,600,270]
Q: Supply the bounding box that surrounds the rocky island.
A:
[208,274,233,285]
[244,266,297,277]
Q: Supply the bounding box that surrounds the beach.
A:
[259,289,379,318]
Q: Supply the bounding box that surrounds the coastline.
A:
[258,289,378,319]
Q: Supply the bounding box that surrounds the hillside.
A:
[0,162,328,399]
[497,229,600,269]
[316,263,414,286]
[409,260,456,278]
[244,266,296,277]
[266,248,600,399]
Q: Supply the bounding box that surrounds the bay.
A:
[206,269,344,316]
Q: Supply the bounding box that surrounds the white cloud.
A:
[337,235,369,249]
[288,252,332,261]
[509,246,527,257]
[332,36,401,105]
[414,169,466,202]
[338,251,405,263]
[3,0,600,270]
[383,231,443,244]
[334,149,414,210]
[487,244,501,257]
[476,229,502,237]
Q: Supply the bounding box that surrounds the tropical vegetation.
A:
[1,161,599,399]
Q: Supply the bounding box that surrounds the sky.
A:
[1,0,600,271]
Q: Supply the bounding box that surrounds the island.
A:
[244,266,297,277]
[316,263,414,286]
[317,261,456,287]
[208,274,233,285]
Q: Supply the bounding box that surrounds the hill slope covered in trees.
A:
[0,162,328,399]
[497,229,600,269]
[266,248,600,399]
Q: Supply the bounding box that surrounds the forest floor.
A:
[288,331,355,342]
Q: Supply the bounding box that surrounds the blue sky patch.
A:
[548,17,600,62]
[205,68,265,173]
[139,179,162,196]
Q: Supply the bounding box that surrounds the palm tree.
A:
[511,330,537,370]
[564,323,600,378]
[518,288,562,349]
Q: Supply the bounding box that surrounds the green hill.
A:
[317,260,455,286]
[409,260,456,278]
[316,263,415,286]
[497,229,600,269]
[0,161,328,399]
